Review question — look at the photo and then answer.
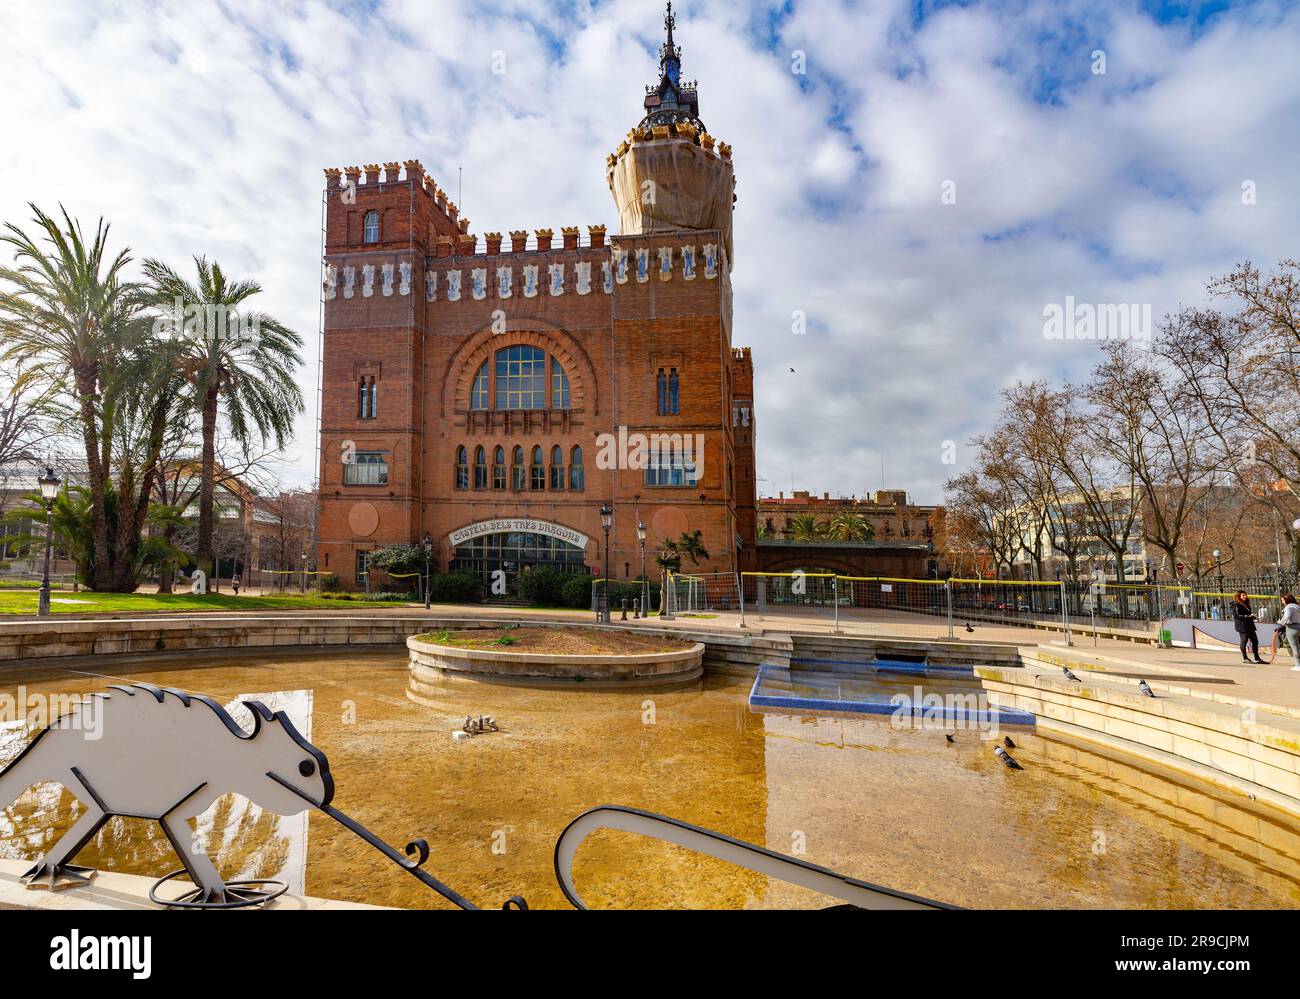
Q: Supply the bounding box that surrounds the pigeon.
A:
[1138,679,1155,698]
[1062,666,1080,682]
[994,746,1023,770]
[945,733,955,743]
[964,623,975,633]
[789,367,796,374]
[1003,736,1016,749]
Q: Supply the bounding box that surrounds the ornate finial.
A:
[640,1,703,132]
[661,2,679,78]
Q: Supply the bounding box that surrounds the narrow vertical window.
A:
[492,446,506,490]
[363,210,379,243]
[530,446,545,490]
[549,444,564,490]
[358,378,367,418]
[511,446,526,490]
[656,368,667,415]
[455,446,469,490]
[473,446,487,489]
[569,446,584,491]
[668,368,679,414]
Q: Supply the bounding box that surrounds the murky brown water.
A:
[3,650,1300,909]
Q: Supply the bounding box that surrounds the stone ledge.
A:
[976,663,1300,814]
[0,859,392,911]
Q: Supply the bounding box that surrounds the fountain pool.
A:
[2,649,1299,909]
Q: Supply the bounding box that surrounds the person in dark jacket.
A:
[1233,592,1265,664]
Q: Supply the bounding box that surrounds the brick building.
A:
[758,489,945,547]
[316,8,756,591]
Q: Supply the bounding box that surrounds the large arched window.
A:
[530,446,545,490]
[454,446,468,491]
[470,362,489,410]
[569,446,584,491]
[492,446,506,490]
[551,357,570,409]
[495,345,546,410]
[511,446,526,490]
[473,446,487,489]
[363,210,379,243]
[549,445,564,490]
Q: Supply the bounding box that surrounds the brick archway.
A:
[441,320,600,417]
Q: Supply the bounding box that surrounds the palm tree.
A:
[828,511,873,542]
[0,204,149,589]
[675,529,710,567]
[143,257,304,581]
[785,514,826,542]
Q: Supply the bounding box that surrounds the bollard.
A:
[633,597,641,619]
[621,598,628,621]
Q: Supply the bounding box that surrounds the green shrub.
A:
[516,566,568,606]
[561,573,594,608]
[369,591,412,602]
[319,573,342,592]
[425,570,481,603]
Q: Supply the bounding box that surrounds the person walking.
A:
[1233,591,1265,664]
[1279,594,1300,670]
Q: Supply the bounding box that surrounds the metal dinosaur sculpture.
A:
[0,682,514,908]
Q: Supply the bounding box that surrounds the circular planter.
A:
[406,633,704,689]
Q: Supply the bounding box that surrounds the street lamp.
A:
[636,519,647,617]
[300,551,308,594]
[422,533,433,610]
[36,466,60,618]
[599,503,612,624]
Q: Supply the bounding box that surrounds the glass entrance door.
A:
[451,531,589,594]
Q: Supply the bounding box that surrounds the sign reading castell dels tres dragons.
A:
[448,519,590,550]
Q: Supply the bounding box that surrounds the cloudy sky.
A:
[2,0,1297,503]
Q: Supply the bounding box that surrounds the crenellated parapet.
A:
[321,158,465,249]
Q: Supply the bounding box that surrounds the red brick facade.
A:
[316,127,755,590]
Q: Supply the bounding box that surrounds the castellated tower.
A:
[315,3,757,592]
[607,1,736,267]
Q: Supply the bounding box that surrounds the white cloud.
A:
[1,0,1297,506]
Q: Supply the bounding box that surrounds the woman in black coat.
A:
[1233,592,1265,664]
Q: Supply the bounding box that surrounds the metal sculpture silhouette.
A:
[0,683,520,909]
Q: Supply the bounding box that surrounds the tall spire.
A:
[641,1,703,131]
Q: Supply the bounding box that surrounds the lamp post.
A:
[599,503,612,624]
[300,551,308,594]
[36,466,60,618]
[636,519,647,617]
[422,533,433,610]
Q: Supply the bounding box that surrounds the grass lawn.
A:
[0,590,411,615]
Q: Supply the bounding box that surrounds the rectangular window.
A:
[644,455,697,488]
[356,550,370,578]
[530,465,545,490]
[343,452,388,485]
[549,463,564,490]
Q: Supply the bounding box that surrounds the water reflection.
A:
[0,650,1297,909]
